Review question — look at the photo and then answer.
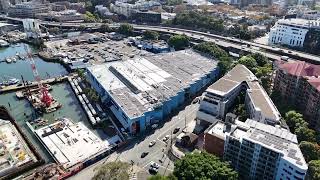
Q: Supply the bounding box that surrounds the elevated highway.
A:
[2,15,320,64]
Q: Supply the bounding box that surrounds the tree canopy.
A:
[307,160,320,180]
[148,174,177,180]
[238,56,258,73]
[92,161,130,180]
[173,152,238,180]
[299,141,320,162]
[168,35,190,50]
[99,23,111,33]
[143,30,159,40]
[84,11,98,23]
[118,23,134,36]
[172,11,224,33]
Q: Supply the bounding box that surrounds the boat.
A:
[12,57,17,63]
[0,40,9,47]
[8,78,20,85]
[6,58,12,63]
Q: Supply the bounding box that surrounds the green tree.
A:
[238,56,258,73]
[99,23,111,33]
[76,69,86,80]
[168,35,190,50]
[255,65,272,93]
[143,30,159,40]
[84,88,100,102]
[307,160,320,180]
[284,111,306,132]
[251,53,269,67]
[92,161,130,180]
[299,141,320,162]
[118,23,134,36]
[148,174,177,180]
[167,0,183,5]
[295,126,317,143]
[84,11,97,22]
[174,152,238,180]
[78,25,87,31]
[234,104,247,122]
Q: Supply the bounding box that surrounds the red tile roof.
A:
[279,61,320,77]
[307,77,320,92]
[279,61,320,92]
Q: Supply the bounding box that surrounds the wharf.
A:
[0,75,72,93]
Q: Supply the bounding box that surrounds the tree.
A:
[168,35,190,50]
[307,160,320,180]
[84,11,97,23]
[234,104,247,122]
[84,88,100,102]
[118,23,134,36]
[167,0,183,6]
[284,111,306,132]
[76,69,86,80]
[299,141,320,162]
[251,53,269,67]
[148,174,177,180]
[255,65,272,93]
[174,152,238,180]
[92,161,130,180]
[78,25,87,31]
[238,56,258,73]
[99,23,111,33]
[295,126,317,143]
[143,30,159,40]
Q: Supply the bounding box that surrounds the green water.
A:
[0,43,95,162]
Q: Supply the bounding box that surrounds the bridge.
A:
[1,15,320,65]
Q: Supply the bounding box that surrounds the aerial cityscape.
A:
[0,0,319,179]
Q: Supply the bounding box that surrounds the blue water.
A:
[0,43,87,162]
[0,43,67,82]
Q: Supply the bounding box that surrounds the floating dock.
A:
[0,75,69,93]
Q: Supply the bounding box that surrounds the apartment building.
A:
[110,0,161,18]
[8,2,49,18]
[196,64,281,126]
[274,60,320,129]
[268,18,320,48]
[203,119,307,180]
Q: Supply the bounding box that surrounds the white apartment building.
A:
[223,119,308,180]
[268,18,320,48]
[196,64,281,125]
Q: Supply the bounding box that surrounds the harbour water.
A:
[0,43,93,162]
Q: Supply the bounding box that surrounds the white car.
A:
[163,135,170,142]
[150,162,160,169]
[149,140,156,147]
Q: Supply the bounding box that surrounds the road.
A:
[70,102,199,180]
[1,15,320,64]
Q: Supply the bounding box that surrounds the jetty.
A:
[0,75,71,93]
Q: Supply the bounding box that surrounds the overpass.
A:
[2,15,320,64]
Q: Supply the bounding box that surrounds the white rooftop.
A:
[87,49,218,119]
[34,118,121,169]
[231,119,307,170]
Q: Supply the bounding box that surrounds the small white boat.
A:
[6,58,12,63]
[8,78,20,85]
[12,57,17,63]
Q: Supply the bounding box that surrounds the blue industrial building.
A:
[86,50,219,134]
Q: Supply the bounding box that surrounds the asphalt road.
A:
[70,102,199,180]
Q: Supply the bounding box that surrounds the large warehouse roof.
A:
[87,50,218,119]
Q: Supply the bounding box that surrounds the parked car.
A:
[173,127,180,134]
[150,162,160,169]
[163,135,170,142]
[149,140,156,147]
[141,152,149,158]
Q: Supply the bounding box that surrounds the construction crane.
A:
[24,45,52,107]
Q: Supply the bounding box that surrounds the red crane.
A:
[24,45,52,107]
